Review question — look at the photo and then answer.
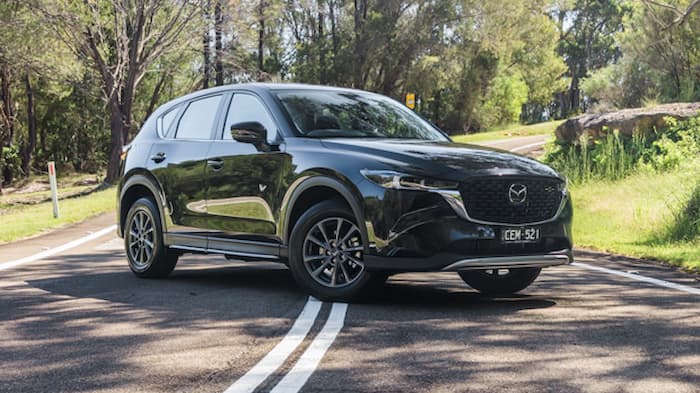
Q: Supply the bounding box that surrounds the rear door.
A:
[148,93,226,247]
[205,92,293,251]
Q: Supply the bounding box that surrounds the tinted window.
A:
[160,106,181,138]
[276,90,448,140]
[175,95,222,140]
[223,94,277,142]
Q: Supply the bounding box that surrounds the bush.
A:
[544,116,700,183]
[1,145,23,185]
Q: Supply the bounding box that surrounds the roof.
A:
[152,82,376,120]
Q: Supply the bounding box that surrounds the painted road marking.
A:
[0,225,117,271]
[223,297,322,393]
[572,262,700,296]
[271,302,348,393]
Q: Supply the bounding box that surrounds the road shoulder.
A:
[0,211,116,265]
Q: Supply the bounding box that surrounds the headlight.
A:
[559,177,569,196]
[361,170,458,191]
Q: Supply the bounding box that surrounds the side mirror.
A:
[231,122,267,145]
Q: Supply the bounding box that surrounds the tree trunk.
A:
[214,0,224,86]
[569,73,580,115]
[203,0,211,89]
[22,67,36,177]
[1,64,13,143]
[257,0,265,80]
[353,0,367,89]
[105,98,125,184]
[318,10,326,84]
[143,72,168,123]
[0,63,14,189]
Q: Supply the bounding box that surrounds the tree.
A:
[642,0,700,25]
[553,0,628,117]
[43,0,201,183]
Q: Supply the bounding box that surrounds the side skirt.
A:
[164,233,284,261]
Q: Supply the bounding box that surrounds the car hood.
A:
[319,138,561,180]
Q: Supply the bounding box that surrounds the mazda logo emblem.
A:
[508,183,527,205]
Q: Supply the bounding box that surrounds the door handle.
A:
[207,158,224,171]
[150,152,166,163]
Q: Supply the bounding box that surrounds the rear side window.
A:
[159,106,181,138]
[175,95,222,140]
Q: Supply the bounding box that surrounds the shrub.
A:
[544,116,700,184]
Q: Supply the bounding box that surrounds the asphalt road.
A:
[1,135,698,393]
[477,134,549,156]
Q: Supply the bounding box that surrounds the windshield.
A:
[275,90,449,140]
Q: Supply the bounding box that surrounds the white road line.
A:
[572,262,700,296]
[509,141,547,152]
[271,302,348,393]
[223,297,323,393]
[0,225,117,271]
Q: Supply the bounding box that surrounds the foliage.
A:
[3,0,700,188]
[480,74,529,130]
[1,145,23,181]
[545,116,700,183]
[552,0,629,117]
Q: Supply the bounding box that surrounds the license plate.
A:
[501,227,541,244]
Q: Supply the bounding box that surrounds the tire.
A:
[458,267,541,295]
[124,197,178,278]
[288,199,384,302]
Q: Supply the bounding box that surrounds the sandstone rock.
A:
[555,102,700,144]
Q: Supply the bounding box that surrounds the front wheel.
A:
[124,197,178,278]
[458,267,541,295]
[288,199,385,302]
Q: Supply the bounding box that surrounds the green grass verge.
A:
[0,187,115,243]
[452,120,562,144]
[571,167,700,272]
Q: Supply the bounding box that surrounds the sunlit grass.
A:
[0,187,115,243]
[571,167,700,272]
[452,120,562,143]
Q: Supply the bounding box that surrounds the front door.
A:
[205,93,293,250]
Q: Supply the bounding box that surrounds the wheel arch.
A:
[119,171,168,237]
[280,176,370,253]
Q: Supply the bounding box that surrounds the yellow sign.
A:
[405,93,416,109]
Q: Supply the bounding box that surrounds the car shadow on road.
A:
[304,267,700,393]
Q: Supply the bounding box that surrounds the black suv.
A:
[117,83,572,301]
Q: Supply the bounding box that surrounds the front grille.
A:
[460,177,564,225]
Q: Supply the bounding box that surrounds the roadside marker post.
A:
[48,161,60,218]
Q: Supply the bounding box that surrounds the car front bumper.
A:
[358,180,574,272]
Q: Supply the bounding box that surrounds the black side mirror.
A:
[231,121,268,145]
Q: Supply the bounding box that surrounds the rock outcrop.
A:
[555,102,700,144]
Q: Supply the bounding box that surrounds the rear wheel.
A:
[124,197,178,278]
[458,267,541,295]
[288,199,385,301]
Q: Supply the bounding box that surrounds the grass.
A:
[452,120,562,144]
[571,167,700,272]
[0,187,115,243]
[1,172,102,205]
